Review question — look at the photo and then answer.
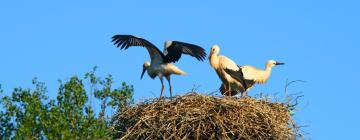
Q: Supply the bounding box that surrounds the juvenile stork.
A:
[208,45,247,96]
[112,34,206,98]
[224,60,285,95]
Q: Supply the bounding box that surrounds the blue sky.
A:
[1,0,359,139]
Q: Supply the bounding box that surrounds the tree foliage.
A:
[0,68,134,139]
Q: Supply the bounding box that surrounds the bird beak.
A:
[275,62,285,65]
[140,66,146,79]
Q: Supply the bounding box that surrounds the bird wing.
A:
[218,55,239,71]
[223,67,248,90]
[163,41,206,63]
[112,35,165,63]
[240,65,266,84]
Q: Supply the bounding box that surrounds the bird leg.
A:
[244,91,248,97]
[241,92,246,97]
[166,75,172,100]
[228,83,231,96]
[159,77,165,99]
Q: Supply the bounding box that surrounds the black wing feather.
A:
[164,41,207,63]
[224,67,249,90]
[219,84,241,96]
[111,35,165,59]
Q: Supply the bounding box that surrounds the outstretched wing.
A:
[112,35,165,63]
[163,41,206,63]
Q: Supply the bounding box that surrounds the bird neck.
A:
[264,65,273,78]
[146,67,157,78]
[209,53,219,69]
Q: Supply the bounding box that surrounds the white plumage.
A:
[208,45,246,96]
[225,60,285,93]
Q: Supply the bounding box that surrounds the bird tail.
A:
[172,67,187,75]
[168,64,187,75]
[177,70,187,75]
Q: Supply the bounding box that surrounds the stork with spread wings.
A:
[112,34,206,99]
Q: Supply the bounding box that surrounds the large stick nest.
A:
[111,93,300,140]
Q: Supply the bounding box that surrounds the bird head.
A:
[164,41,173,48]
[163,41,173,55]
[210,45,220,55]
[267,60,285,68]
[141,61,150,79]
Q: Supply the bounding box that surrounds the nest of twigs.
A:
[111,93,300,140]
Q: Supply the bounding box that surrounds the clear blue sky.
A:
[1,0,359,139]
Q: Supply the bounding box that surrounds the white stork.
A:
[112,34,206,98]
[224,60,285,95]
[208,45,247,96]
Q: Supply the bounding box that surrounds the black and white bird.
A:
[209,45,247,96]
[209,45,285,96]
[112,34,206,98]
[224,60,285,95]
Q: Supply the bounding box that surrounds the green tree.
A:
[0,68,134,139]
